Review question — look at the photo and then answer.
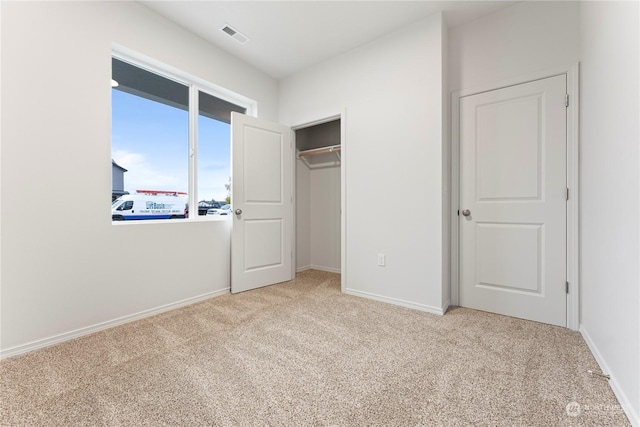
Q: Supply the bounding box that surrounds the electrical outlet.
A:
[378,254,385,267]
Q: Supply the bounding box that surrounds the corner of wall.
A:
[441,10,451,310]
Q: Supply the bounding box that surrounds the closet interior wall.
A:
[295,120,341,273]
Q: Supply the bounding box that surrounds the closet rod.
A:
[298,145,341,157]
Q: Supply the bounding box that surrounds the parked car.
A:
[198,201,221,216]
[206,204,232,216]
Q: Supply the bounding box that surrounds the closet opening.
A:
[294,117,343,282]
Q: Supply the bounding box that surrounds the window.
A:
[197,90,240,211]
[117,201,134,211]
[111,53,250,222]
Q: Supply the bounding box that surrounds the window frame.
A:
[111,45,257,223]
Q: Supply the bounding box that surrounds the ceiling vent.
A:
[221,24,249,44]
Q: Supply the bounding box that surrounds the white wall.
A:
[296,161,341,273]
[448,1,580,92]
[0,1,278,355]
[280,14,446,313]
[579,1,639,423]
[309,166,341,272]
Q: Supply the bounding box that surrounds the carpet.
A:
[0,270,630,426]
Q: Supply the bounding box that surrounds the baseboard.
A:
[345,288,446,316]
[580,325,639,427]
[309,265,341,274]
[297,265,341,274]
[0,288,230,359]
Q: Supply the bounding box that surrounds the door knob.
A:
[235,209,243,215]
[462,209,471,217]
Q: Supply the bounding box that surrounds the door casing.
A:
[450,63,580,330]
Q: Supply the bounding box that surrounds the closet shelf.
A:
[297,145,341,169]
[297,145,341,157]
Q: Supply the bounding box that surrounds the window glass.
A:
[111,56,247,222]
[111,58,188,220]
[198,91,233,214]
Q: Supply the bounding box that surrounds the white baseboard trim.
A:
[297,265,341,274]
[580,325,639,427]
[345,288,446,316]
[0,288,230,359]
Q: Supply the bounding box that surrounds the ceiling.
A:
[141,1,517,80]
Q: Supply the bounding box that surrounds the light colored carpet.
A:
[0,270,630,426]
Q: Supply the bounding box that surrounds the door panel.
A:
[244,219,283,270]
[476,94,542,200]
[476,223,542,294]
[459,75,567,326]
[231,113,292,293]
[243,127,283,203]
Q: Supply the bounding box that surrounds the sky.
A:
[111,89,231,202]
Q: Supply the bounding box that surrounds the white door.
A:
[231,112,293,293]
[459,75,567,326]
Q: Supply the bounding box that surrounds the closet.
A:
[295,119,341,273]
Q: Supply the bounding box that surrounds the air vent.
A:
[221,24,249,44]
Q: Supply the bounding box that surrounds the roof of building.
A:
[112,159,128,172]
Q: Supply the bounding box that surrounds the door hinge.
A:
[566,188,569,201]
[566,281,569,294]
[565,94,569,107]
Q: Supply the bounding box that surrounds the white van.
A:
[112,193,188,221]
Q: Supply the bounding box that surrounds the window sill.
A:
[111,215,231,225]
